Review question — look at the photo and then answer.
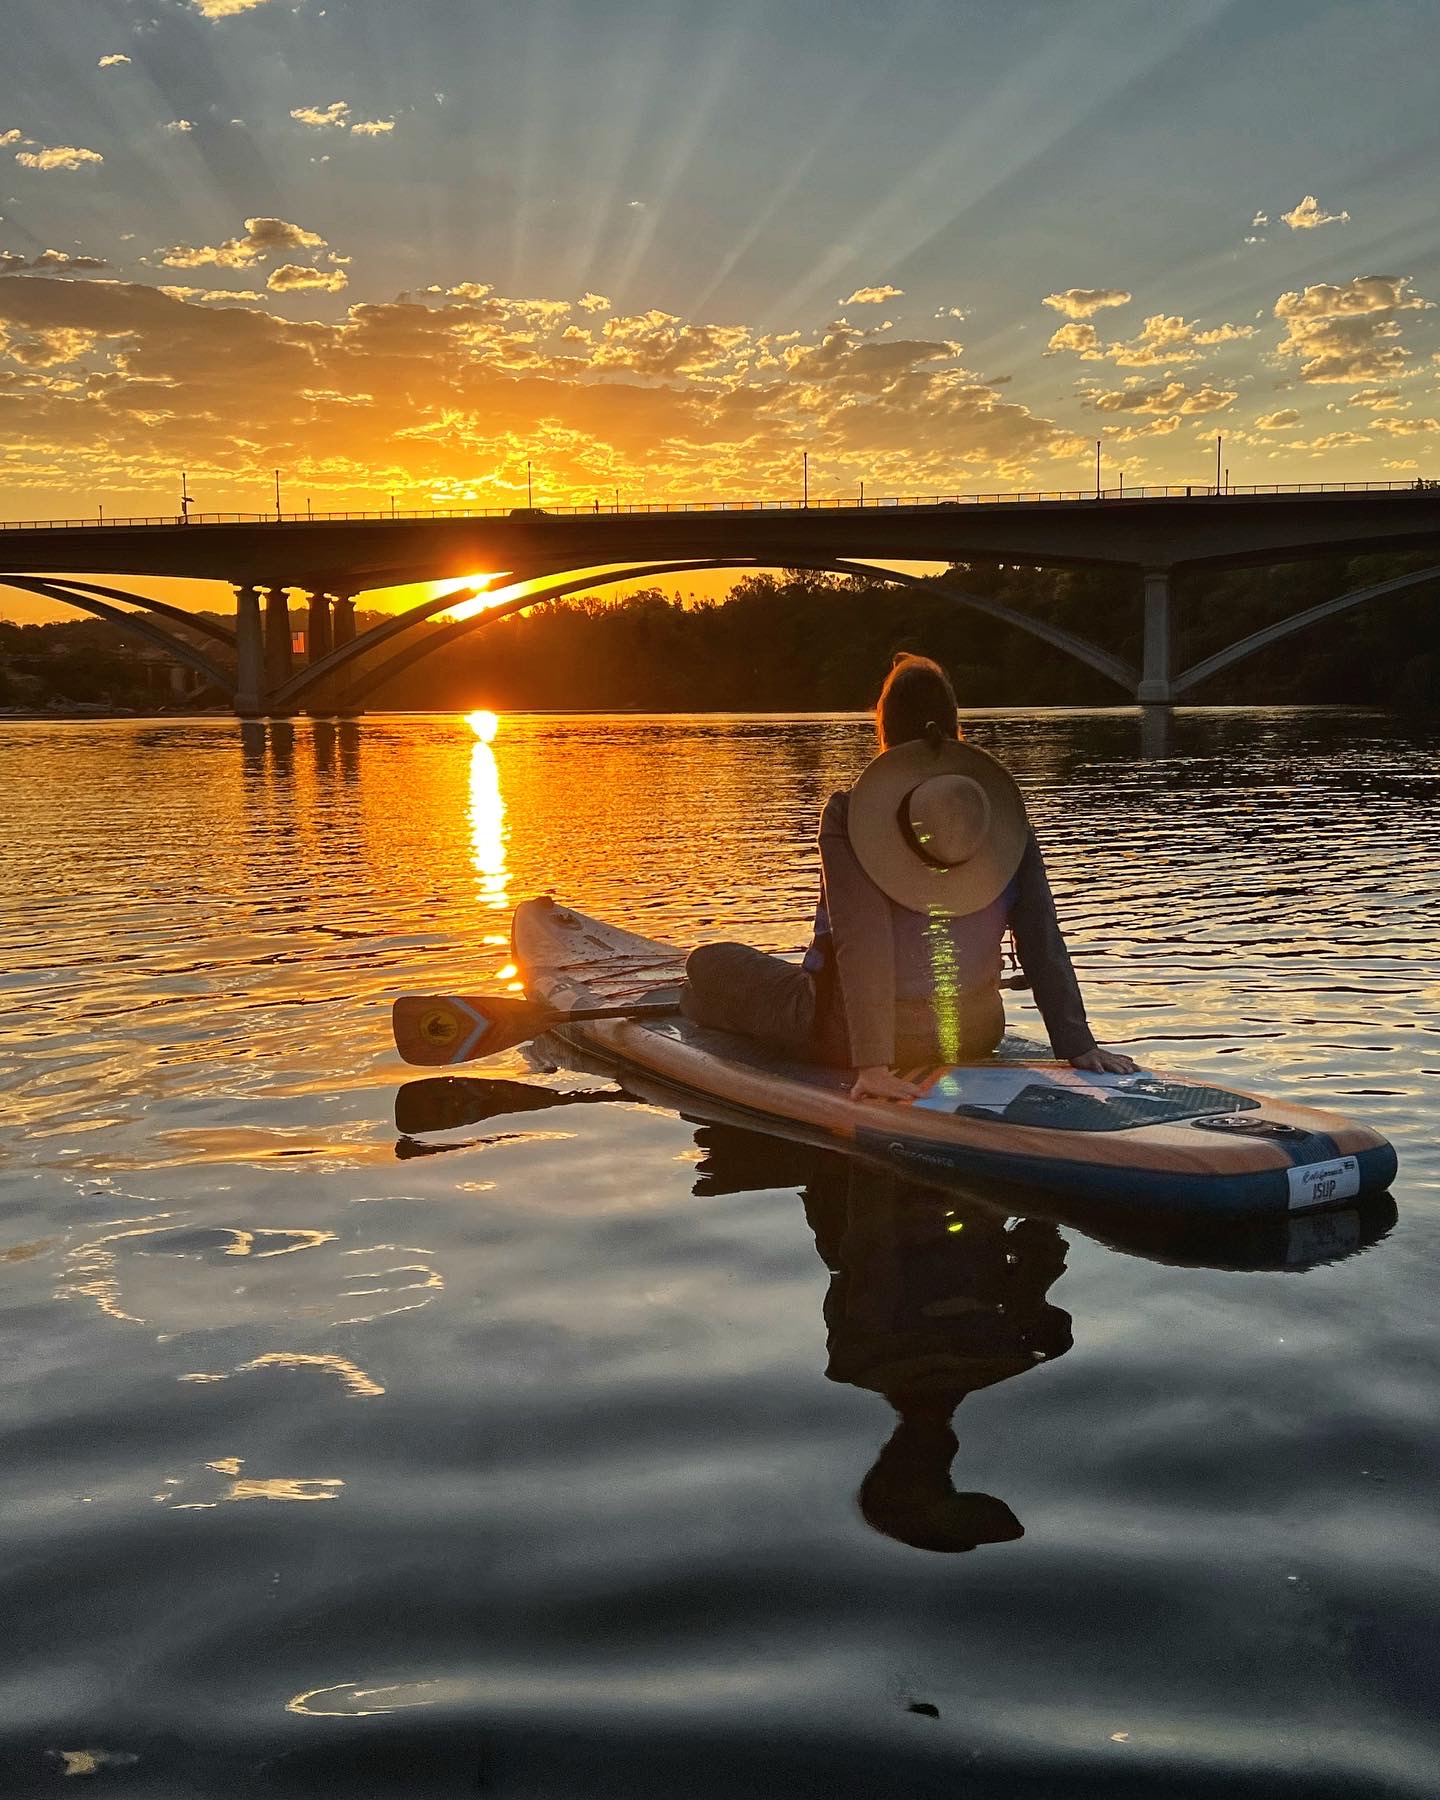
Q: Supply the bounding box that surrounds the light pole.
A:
[859,479,865,507]
[1215,435,1222,494]
[527,460,533,508]
[803,450,809,508]
[274,467,282,521]
[1095,438,1102,499]
[180,470,191,524]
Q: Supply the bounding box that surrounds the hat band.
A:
[895,792,966,870]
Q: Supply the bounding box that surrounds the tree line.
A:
[2,555,1436,711]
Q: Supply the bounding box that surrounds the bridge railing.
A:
[1,477,1435,530]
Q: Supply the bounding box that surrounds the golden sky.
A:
[2,0,1438,621]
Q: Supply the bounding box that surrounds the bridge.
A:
[3,480,1438,713]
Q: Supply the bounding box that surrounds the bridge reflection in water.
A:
[3,484,1438,714]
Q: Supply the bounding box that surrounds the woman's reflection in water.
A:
[802,1159,1070,1553]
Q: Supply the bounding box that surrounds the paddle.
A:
[391,992,680,1066]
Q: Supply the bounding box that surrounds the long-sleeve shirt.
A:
[802,790,1096,1068]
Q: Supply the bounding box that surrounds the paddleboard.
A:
[511,898,1398,1217]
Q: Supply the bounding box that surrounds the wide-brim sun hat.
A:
[847,736,1030,917]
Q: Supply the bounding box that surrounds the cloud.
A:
[159,285,265,303]
[1254,408,1300,429]
[1370,415,1440,436]
[0,130,19,147]
[1280,195,1350,230]
[165,120,195,134]
[0,278,1083,509]
[935,306,968,319]
[266,264,348,293]
[15,144,104,171]
[99,54,131,68]
[350,119,394,136]
[1288,430,1370,450]
[1274,274,1432,383]
[291,102,350,129]
[1047,312,1255,368]
[1347,386,1404,409]
[1045,321,1102,358]
[158,216,327,269]
[839,285,904,305]
[1,249,107,274]
[1091,380,1237,416]
[578,292,611,313]
[189,0,276,16]
[1251,211,1268,228]
[1383,458,1419,470]
[1043,287,1131,319]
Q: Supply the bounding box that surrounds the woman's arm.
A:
[1010,828,1133,1071]
[818,792,909,1090]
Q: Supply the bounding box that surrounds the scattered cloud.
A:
[1045,321,1102,358]
[0,130,20,147]
[189,0,276,17]
[1288,430,1370,450]
[15,144,104,171]
[159,285,265,303]
[1251,211,1268,228]
[267,263,349,293]
[840,285,904,305]
[1046,312,1255,369]
[1043,287,1131,319]
[0,249,107,274]
[1254,408,1300,429]
[1383,458,1419,470]
[1274,274,1432,383]
[350,119,394,136]
[1281,195,1350,230]
[578,291,611,313]
[165,120,196,134]
[935,306,968,319]
[291,101,350,129]
[158,216,327,269]
[98,54,131,68]
[1370,415,1440,436]
[1348,386,1404,409]
[1090,380,1237,416]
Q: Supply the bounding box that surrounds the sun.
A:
[440,571,508,623]
[467,710,499,743]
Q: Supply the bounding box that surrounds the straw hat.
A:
[846,736,1029,917]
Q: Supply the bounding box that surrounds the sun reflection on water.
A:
[469,734,509,915]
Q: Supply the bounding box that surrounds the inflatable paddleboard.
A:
[511,899,1398,1217]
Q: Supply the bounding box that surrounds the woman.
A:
[682,654,1135,1102]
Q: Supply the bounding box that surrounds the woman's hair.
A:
[875,653,960,751]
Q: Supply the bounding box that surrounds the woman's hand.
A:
[850,1065,923,1104]
[1070,1046,1138,1074]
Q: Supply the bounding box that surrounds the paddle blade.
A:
[391,993,557,1066]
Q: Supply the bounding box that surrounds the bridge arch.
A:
[1,575,235,694]
[294,557,1138,710]
[1172,562,1440,696]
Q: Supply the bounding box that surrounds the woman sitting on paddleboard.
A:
[682,653,1136,1103]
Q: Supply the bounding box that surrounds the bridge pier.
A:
[1137,568,1174,704]
[263,585,295,703]
[330,593,363,716]
[233,584,266,717]
[304,591,336,716]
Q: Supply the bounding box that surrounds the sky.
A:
[2,0,1439,621]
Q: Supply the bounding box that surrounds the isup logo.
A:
[392,997,492,1065]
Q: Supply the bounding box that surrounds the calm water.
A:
[2,708,1438,1799]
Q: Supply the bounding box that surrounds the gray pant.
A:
[681,942,851,1067]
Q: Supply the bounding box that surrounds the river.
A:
[1,707,1437,1797]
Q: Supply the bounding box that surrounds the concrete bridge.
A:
[3,481,1438,713]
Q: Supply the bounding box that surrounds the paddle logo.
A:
[419,1005,467,1049]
